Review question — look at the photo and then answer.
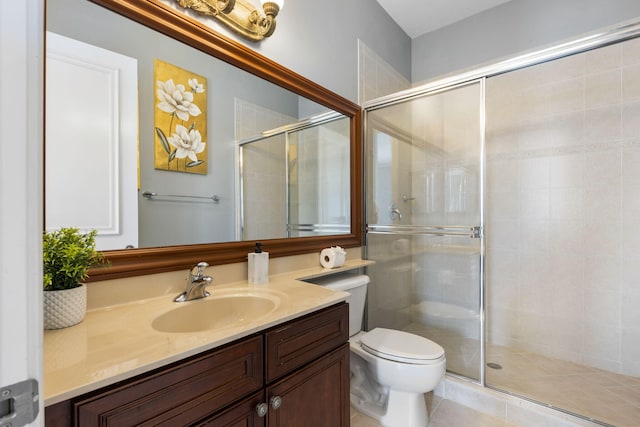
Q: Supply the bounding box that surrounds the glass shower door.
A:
[365,80,484,381]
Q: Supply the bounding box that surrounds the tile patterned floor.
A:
[350,394,518,427]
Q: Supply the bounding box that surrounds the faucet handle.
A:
[191,261,209,278]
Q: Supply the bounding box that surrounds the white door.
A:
[0,0,44,425]
[45,32,139,251]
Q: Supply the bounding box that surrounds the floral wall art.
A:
[154,59,208,174]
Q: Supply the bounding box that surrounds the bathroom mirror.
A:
[45,0,362,280]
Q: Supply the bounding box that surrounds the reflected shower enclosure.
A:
[239,113,351,241]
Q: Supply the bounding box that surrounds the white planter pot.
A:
[43,284,87,330]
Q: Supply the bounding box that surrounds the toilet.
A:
[311,274,446,427]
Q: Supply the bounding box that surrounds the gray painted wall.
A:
[160,0,412,102]
[412,0,640,83]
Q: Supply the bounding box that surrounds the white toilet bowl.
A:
[349,328,445,427]
[308,273,446,427]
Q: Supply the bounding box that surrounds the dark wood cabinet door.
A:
[74,336,263,427]
[265,303,348,383]
[194,391,265,427]
[266,343,349,427]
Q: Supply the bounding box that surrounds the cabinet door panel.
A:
[265,303,348,382]
[194,391,265,427]
[267,343,349,427]
[75,336,263,427]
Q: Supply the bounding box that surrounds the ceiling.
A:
[376,0,514,39]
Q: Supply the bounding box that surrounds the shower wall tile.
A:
[621,328,640,376]
[547,112,585,147]
[519,189,550,219]
[586,44,621,73]
[584,149,622,187]
[585,70,621,108]
[548,315,584,353]
[550,280,584,320]
[622,147,640,182]
[548,52,585,81]
[518,220,550,254]
[623,37,640,66]
[487,191,520,219]
[621,225,640,253]
[583,255,620,291]
[584,288,621,326]
[550,153,585,188]
[584,105,622,142]
[487,308,519,346]
[550,188,584,220]
[486,219,518,250]
[519,157,550,189]
[622,64,640,101]
[621,290,640,376]
[581,324,621,366]
[518,280,553,315]
[486,250,519,304]
[548,77,585,114]
[621,255,640,293]
[519,251,551,293]
[622,100,640,137]
[584,221,621,255]
[584,185,621,221]
[487,159,519,192]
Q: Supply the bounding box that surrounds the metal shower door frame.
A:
[363,77,487,385]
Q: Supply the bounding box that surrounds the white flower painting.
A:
[154,59,208,174]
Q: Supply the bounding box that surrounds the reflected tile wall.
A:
[236,99,293,240]
[486,37,640,376]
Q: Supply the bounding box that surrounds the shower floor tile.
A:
[485,344,640,427]
[402,323,640,426]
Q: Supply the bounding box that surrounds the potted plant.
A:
[43,227,107,329]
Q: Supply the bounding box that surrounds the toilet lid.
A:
[360,328,444,364]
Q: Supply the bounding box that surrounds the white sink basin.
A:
[152,288,281,333]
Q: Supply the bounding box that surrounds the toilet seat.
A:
[360,328,445,365]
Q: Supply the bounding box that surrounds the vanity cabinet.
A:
[45,302,349,426]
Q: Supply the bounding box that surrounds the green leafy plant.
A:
[43,227,108,291]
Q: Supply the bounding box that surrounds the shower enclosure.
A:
[364,22,640,427]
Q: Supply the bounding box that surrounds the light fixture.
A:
[174,0,284,41]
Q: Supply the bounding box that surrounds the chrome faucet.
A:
[174,262,213,302]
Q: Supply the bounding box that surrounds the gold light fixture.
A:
[175,0,284,41]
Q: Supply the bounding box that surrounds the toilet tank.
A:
[305,273,369,337]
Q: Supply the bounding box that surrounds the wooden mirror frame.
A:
[79,0,362,281]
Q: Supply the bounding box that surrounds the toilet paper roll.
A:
[320,247,346,269]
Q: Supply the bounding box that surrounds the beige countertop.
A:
[44,259,373,406]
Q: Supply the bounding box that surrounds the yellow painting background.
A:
[154,59,208,174]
